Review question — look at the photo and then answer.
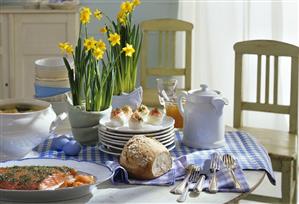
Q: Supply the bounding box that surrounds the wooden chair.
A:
[233,40,298,203]
[140,19,193,106]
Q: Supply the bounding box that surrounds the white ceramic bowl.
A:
[35,57,68,69]
[35,78,70,88]
[34,57,71,79]
[0,99,57,161]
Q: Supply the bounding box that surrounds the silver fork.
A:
[170,164,195,194]
[209,153,221,193]
[222,154,241,189]
[177,166,201,202]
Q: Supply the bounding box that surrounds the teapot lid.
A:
[187,84,220,103]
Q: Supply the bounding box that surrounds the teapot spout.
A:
[211,97,228,115]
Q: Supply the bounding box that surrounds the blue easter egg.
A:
[52,136,70,151]
[63,140,81,156]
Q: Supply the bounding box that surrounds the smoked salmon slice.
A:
[0,166,95,190]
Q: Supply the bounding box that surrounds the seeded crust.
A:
[120,135,172,180]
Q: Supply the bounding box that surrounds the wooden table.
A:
[50,171,264,204]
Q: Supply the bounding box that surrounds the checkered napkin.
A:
[35,131,275,193]
[106,153,249,192]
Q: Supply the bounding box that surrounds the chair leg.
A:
[292,159,297,204]
[281,160,293,203]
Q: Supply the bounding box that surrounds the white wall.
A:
[81,0,179,37]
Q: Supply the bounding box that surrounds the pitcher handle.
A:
[49,112,68,134]
[177,91,188,118]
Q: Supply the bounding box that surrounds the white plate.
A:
[98,142,176,156]
[98,125,174,137]
[99,132,175,146]
[99,130,175,143]
[0,158,113,202]
[100,136,176,152]
[98,129,175,141]
[98,144,121,156]
[99,116,175,133]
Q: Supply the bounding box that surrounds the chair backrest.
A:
[140,18,193,106]
[233,40,299,134]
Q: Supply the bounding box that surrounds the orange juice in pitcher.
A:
[165,102,183,128]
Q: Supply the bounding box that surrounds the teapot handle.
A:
[177,91,188,118]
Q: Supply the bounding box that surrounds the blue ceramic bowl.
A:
[34,83,70,98]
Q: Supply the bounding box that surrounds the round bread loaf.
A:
[120,135,172,180]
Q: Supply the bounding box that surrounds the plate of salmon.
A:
[0,158,113,202]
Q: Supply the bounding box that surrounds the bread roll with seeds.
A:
[120,135,172,180]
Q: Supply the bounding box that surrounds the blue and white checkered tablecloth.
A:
[35,130,275,193]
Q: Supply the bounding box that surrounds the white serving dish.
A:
[99,116,175,133]
[0,158,113,202]
[0,98,62,161]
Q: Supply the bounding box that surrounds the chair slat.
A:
[158,31,163,67]
[185,30,192,90]
[146,68,185,76]
[171,31,176,68]
[242,102,289,114]
[265,55,270,104]
[273,56,279,105]
[141,31,149,88]
[257,55,262,103]
[165,31,169,67]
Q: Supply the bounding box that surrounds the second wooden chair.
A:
[140,18,193,106]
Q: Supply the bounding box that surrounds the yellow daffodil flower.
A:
[84,37,97,51]
[80,7,92,24]
[59,42,68,51]
[94,9,103,21]
[132,0,141,7]
[108,33,121,46]
[117,10,127,25]
[100,27,107,33]
[58,42,73,55]
[121,1,133,13]
[122,43,135,57]
[93,47,104,60]
[65,45,74,54]
[96,40,106,51]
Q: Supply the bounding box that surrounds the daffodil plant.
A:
[59,7,115,111]
[59,1,142,111]
[103,0,142,95]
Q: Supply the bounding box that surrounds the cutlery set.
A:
[171,153,241,202]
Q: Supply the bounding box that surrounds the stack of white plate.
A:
[98,116,175,156]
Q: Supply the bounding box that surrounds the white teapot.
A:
[177,84,228,149]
